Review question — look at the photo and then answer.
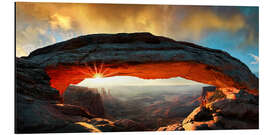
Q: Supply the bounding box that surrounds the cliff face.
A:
[200,86,225,107]
[156,87,258,131]
[24,32,258,96]
[16,58,60,100]
[16,58,94,133]
[63,86,105,117]
[183,87,258,130]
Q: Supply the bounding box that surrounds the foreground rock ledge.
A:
[24,32,258,95]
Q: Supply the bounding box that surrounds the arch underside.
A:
[45,61,258,96]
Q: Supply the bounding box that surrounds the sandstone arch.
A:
[25,33,258,96]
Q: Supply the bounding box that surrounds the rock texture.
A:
[16,58,60,100]
[16,94,91,133]
[157,123,184,131]
[200,86,226,107]
[155,87,258,131]
[63,86,105,117]
[24,32,258,95]
[181,89,258,130]
[114,119,145,131]
[16,58,93,133]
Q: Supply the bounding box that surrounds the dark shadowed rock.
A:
[16,58,96,133]
[16,58,60,100]
[53,104,96,119]
[114,119,145,131]
[15,93,90,133]
[16,92,129,133]
[63,86,105,117]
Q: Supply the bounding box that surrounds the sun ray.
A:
[77,68,91,77]
[99,62,104,73]
[86,66,95,76]
[94,62,98,74]
[101,68,110,75]
[103,71,119,77]
[85,62,120,79]
[83,63,94,76]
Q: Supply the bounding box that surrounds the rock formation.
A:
[16,58,93,133]
[114,119,145,131]
[16,58,60,100]
[155,86,258,131]
[16,58,146,133]
[200,86,223,107]
[63,86,105,117]
[182,88,258,130]
[157,123,184,131]
[16,32,259,132]
[24,32,258,96]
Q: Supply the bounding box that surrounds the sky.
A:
[75,76,207,88]
[16,2,259,87]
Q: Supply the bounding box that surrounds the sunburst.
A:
[82,62,119,79]
[93,73,104,79]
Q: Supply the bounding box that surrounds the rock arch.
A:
[25,33,258,96]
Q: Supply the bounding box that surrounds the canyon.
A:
[16,32,259,133]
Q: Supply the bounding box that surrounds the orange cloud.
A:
[16,3,175,35]
[49,13,72,30]
[15,2,257,57]
[179,10,245,39]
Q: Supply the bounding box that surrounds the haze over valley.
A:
[68,82,205,130]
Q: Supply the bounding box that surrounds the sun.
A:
[82,62,119,79]
[91,73,105,84]
[93,73,104,79]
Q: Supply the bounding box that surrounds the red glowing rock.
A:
[25,32,258,96]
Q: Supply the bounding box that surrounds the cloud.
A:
[16,23,60,57]
[49,13,72,30]
[15,2,258,57]
[178,10,245,40]
[249,53,259,65]
[16,44,27,57]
